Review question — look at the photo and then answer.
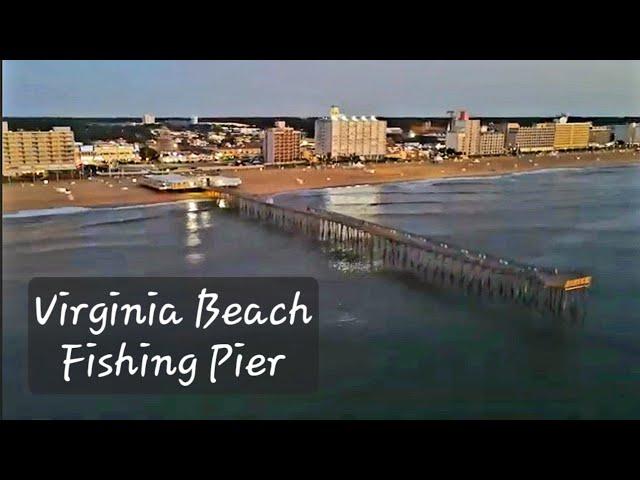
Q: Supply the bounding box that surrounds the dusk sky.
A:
[3,60,639,117]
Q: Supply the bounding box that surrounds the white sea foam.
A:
[3,198,211,219]
[3,206,92,219]
[507,167,583,177]
[106,199,210,212]
[383,166,612,187]
[426,175,505,183]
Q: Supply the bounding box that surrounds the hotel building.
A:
[589,126,612,145]
[143,113,156,125]
[156,127,178,152]
[506,120,591,153]
[553,121,591,150]
[263,121,302,163]
[478,132,506,155]
[445,131,466,154]
[2,122,76,177]
[613,123,640,145]
[446,111,504,155]
[77,141,139,167]
[215,144,262,160]
[314,106,387,160]
[460,119,482,156]
[508,124,557,152]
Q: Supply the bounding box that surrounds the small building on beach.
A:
[139,174,200,191]
[139,173,241,191]
[198,175,242,188]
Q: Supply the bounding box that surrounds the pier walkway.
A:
[206,188,592,320]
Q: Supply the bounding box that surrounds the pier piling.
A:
[206,189,591,320]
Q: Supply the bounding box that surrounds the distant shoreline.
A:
[3,149,639,215]
[231,149,640,197]
[269,162,640,201]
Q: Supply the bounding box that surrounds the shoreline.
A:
[3,149,639,215]
[237,151,640,198]
[267,160,640,199]
[2,198,215,219]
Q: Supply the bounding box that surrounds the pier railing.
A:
[206,189,591,320]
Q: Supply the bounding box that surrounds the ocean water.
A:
[3,165,640,419]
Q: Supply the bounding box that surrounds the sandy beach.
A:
[232,149,640,196]
[3,149,639,214]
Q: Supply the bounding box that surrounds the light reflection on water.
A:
[183,202,214,264]
[185,252,205,264]
[186,233,201,247]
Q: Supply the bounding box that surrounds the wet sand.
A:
[3,149,639,214]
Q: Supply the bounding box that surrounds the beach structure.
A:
[140,173,241,191]
[199,175,242,188]
[206,189,592,321]
[139,174,200,191]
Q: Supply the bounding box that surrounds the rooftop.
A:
[144,174,192,183]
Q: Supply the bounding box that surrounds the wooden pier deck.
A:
[206,188,592,320]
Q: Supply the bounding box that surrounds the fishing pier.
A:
[206,189,592,320]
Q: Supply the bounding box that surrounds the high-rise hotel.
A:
[263,121,302,163]
[446,110,503,156]
[505,116,591,152]
[2,122,76,177]
[314,106,387,160]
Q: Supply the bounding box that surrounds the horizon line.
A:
[4,113,640,119]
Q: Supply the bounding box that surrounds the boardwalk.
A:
[207,189,591,320]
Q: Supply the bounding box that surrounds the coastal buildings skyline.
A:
[445,111,598,155]
[4,112,639,177]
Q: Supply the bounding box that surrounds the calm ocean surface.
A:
[3,164,640,419]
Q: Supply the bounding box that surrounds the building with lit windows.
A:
[2,122,76,177]
[263,121,301,163]
[314,106,387,160]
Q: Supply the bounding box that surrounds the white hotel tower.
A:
[314,106,387,160]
